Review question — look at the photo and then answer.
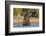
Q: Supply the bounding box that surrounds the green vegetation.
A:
[13,8,22,16]
[13,8,39,17]
[31,9,39,17]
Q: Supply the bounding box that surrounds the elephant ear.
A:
[20,12,25,16]
[20,9,28,16]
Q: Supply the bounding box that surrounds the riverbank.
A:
[13,16,39,24]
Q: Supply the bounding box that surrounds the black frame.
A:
[5,1,45,35]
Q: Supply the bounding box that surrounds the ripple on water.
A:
[13,23,39,28]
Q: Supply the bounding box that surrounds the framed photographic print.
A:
[5,1,45,35]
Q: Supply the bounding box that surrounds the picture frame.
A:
[5,1,45,35]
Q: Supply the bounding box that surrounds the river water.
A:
[13,23,39,28]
